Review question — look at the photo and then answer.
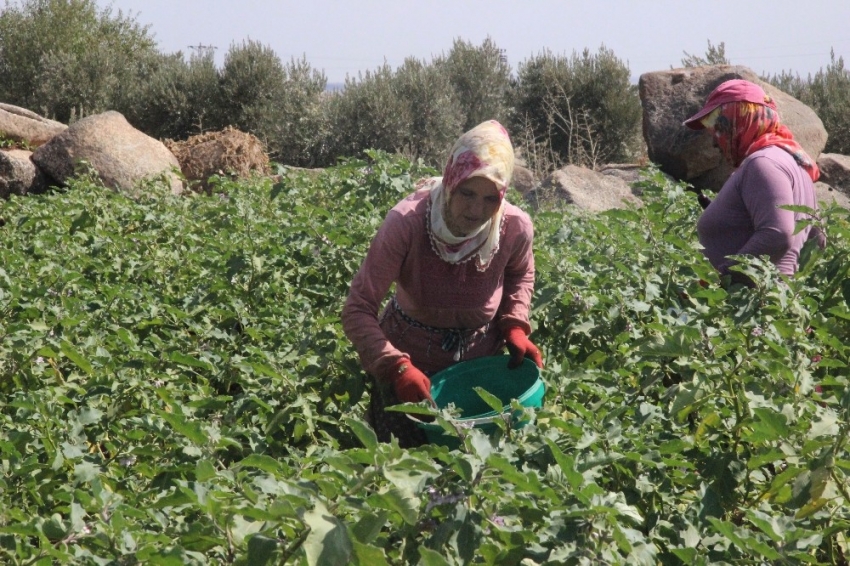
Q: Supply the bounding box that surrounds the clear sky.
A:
[99,0,849,85]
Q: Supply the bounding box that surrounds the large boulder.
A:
[640,65,827,191]
[32,111,183,195]
[817,153,850,196]
[525,165,641,212]
[164,127,269,193]
[510,164,536,196]
[814,181,850,210]
[0,149,48,198]
[0,103,67,147]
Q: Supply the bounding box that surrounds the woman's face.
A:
[700,105,734,165]
[445,176,501,236]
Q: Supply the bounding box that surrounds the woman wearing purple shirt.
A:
[683,79,824,285]
[342,120,543,446]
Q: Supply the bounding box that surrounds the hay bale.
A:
[165,127,270,193]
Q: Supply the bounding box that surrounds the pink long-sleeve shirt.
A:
[342,188,535,377]
[697,146,819,277]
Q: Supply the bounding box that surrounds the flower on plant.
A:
[812,354,822,364]
[489,514,506,527]
[751,327,764,337]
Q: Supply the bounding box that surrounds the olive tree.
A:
[0,0,157,121]
[121,48,221,140]
[510,46,642,171]
[438,37,512,130]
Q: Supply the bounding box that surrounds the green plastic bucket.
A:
[413,355,544,447]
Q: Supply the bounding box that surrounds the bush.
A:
[324,58,465,168]
[215,41,328,167]
[0,0,158,121]
[322,64,410,164]
[215,40,288,143]
[681,40,730,67]
[392,57,464,165]
[510,46,643,170]
[120,48,221,140]
[769,51,850,156]
[268,56,328,167]
[439,37,512,130]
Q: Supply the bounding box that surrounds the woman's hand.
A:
[504,327,544,369]
[390,359,433,404]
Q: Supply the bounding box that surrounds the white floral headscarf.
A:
[427,120,514,271]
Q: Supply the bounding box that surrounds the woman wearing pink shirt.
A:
[683,79,824,285]
[342,120,542,446]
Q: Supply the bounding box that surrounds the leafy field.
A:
[1,154,849,565]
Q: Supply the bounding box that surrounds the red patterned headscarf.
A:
[708,102,820,181]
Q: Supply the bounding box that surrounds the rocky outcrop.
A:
[32,111,183,195]
[817,153,850,195]
[640,65,827,192]
[525,165,641,212]
[0,103,67,148]
[814,181,850,209]
[0,149,48,198]
[510,164,536,196]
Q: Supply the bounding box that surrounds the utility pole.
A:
[187,44,218,54]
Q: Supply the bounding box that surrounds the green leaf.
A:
[158,411,207,445]
[235,454,284,475]
[744,408,790,442]
[168,351,212,370]
[302,501,353,566]
[345,417,378,449]
[418,547,452,566]
[544,438,584,489]
[195,460,217,481]
[351,511,389,544]
[637,327,697,358]
[351,540,389,565]
[60,340,93,374]
[366,489,418,526]
[247,535,278,566]
[73,461,101,484]
[41,515,68,540]
[708,518,781,559]
[69,210,95,234]
[77,407,103,425]
[473,386,505,414]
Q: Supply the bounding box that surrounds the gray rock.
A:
[0,103,67,147]
[0,149,48,198]
[639,65,827,191]
[817,153,850,195]
[510,164,536,196]
[526,165,641,212]
[814,181,850,210]
[32,110,183,195]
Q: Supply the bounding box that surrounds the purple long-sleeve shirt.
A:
[697,146,820,277]
[342,189,535,378]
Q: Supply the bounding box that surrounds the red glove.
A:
[389,359,433,403]
[504,327,543,369]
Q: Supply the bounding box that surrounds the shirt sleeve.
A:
[725,155,796,270]
[496,212,535,335]
[341,209,410,378]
